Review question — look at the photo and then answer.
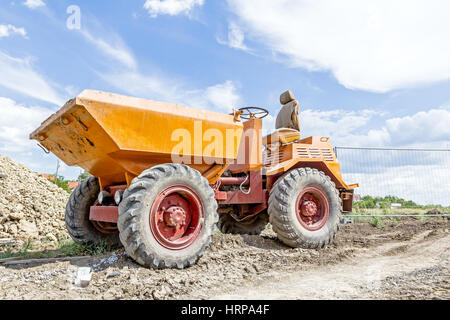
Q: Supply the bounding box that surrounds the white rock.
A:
[20,220,38,237]
[46,233,58,242]
[74,267,92,288]
[9,224,17,235]
[9,212,24,221]
[106,271,120,279]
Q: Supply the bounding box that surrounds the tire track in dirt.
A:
[210,231,450,300]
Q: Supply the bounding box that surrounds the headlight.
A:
[97,190,111,205]
[114,190,123,205]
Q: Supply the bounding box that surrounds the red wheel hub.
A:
[163,206,187,227]
[295,186,329,231]
[150,186,203,250]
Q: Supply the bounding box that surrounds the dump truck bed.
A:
[30,90,243,187]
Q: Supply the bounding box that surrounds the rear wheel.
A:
[268,167,341,248]
[218,211,268,235]
[117,164,218,269]
[65,177,120,246]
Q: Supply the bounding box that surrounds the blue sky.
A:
[0,0,450,183]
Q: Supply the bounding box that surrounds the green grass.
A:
[351,207,449,215]
[345,207,446,226]
[370,216,385,228]
[0,238,115,260]
[354,195,450,214]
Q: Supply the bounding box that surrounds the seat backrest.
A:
[275,90,300,131]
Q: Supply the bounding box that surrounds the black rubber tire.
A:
[268,167,342,249]
[65,177,120,246]
[218,213,268,235]
[117,164,218,269]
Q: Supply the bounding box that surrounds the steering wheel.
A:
[238,107,269,120]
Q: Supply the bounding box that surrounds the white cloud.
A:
[0,97,80,179]
[0,97,53,153]
[342,164,450,206]
[23,0,45,9]
[228,0,450,93]
[0,24,27,38]
[383,109,450,146]
[300,107,450,148]
[217,22,249,51]
[80,29,137,70]
[301,109,387,146]
[81,17,241,113]
[102,70,241,113]
[0,51,65,105]
[101,71,176,101]
[144,0,204,18]
[187,80,242,112]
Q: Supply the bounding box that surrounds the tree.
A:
[354,195,419,209]
[55,176,71,193]
[44,174,71,193]
[77,170,92,182]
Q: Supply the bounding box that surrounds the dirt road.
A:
[0,218,448,300]
[212,230,450,299]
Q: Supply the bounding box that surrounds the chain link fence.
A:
[335,147,450,214]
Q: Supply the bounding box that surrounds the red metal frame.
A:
[216,170,264,204]
[89,185,126,224]
[341,189,354,213]
[89,206,119,223]
[266,173,282,192]
[218,177,249,185]
[106,184,127,198]
[214,191,227,201]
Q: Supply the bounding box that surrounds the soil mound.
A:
[0,155,70,249]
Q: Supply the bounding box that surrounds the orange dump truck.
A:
[30,89,357,269]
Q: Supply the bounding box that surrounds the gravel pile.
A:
[0,155,70,250]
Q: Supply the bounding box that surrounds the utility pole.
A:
[55,159,60,184]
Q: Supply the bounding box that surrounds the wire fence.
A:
[335,147,450,213]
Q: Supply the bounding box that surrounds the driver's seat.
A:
[263,90,301,147]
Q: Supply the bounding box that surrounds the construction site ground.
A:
[1,218,449,300]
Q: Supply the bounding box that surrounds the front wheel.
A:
[117,164,218,269]
[65,177,120,246]
[268,167,342,248]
